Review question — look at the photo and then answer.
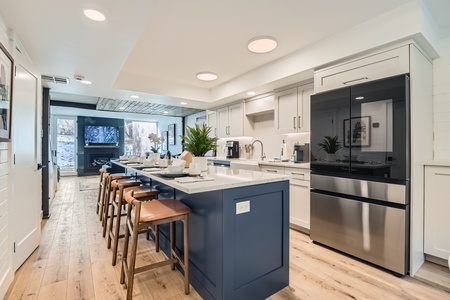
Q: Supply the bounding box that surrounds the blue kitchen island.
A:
[111,161,290,300]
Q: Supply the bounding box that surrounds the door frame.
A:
[52,115,78,176]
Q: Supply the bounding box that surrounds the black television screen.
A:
[84,126,119,144]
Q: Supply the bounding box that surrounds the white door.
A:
[216,107,229,138]
[53,116,77,176]
[11,65,41,271]
[228,103,243,137]
[274,87,298,134]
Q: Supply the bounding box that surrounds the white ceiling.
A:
[0,0,449,112]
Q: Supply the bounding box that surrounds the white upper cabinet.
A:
[314,45,410,93]
[274,83,313,134]
[215,103,252,138]
[206,110,217,138]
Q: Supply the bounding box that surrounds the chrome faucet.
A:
[251,139,266,161]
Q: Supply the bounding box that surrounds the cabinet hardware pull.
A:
[293,117,296,129]
[434,173,450,176]
[291,172,305,176]
[343,77,368,85]
[266,169,278,173]
[298,116,301,129]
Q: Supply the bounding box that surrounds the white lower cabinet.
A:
[260,165,310,231]
[424,166,450,260]
[285,168,310,231]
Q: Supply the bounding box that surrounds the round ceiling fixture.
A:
[83,9,106,22]
[247,36,277,54]
[196,72,218,81]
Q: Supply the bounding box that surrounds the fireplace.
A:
[80,146,119,176]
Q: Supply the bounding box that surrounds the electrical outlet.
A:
[236,200,250,215]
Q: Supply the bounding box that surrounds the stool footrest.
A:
[135,258,178,274]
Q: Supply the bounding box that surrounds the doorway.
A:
[53,116,77,176]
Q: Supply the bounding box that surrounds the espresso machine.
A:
[226,141,239,158]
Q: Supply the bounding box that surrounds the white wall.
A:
[433,36,450,160]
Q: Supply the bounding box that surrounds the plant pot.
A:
[192,156,208,171]
[326,153,336,162]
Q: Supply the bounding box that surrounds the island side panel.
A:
[222,180,290,300]
[172,189,225,300]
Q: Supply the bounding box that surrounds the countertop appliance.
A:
[293,143,309,163]
[226,141,239,158]
[310,74,410,275]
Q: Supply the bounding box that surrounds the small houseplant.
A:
[181,124,218,170]
[317,135,341,162]
[148,133,165,153]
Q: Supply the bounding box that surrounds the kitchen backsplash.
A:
[215,113,310,160]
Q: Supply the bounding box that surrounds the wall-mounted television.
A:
[84,125,119,144]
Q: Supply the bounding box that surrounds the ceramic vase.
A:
[191,156,208,171]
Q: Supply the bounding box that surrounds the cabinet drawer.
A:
[314,45,409,93]
[285,168,310,181]
[261,166,285,174]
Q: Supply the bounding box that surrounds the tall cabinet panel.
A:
[206,110,217,138]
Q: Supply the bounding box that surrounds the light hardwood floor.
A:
[5,176,450,300]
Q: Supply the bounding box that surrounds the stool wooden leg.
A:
[120,207,132,285]
[170,222,175,270]
[96,182,103,215]
[126,220,139,299]
[111,202,122,266]
[155,225,159,252]
[184,216,190,295]
[107,200,116,249]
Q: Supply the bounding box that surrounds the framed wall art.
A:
[0,41,13,142]
[344,116,371,147]
[168,123,176,145]
[161,130,168,151]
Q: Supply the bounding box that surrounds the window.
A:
[124,121,158,155]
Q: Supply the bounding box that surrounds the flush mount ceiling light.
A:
[130,95,139,99]
[83,9,106,21]
[196,72,218,81]
[74,75,92,85]
[247,36,277,54]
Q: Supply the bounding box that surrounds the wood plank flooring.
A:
[5,176,450,300]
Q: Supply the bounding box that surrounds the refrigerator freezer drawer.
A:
[310,192,408,275]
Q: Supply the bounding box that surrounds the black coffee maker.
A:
[226,141,239,158]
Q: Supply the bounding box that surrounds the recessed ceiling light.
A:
[83,9,106,22]
[163,111,169,114]
[130,95,139,99]
[180,102,188,105]
[80,79,92,85]
[355,96,364,100]
[196,72,218,81]
[248,36,277,53]
[119,107,126,110]
[247,91,256,96]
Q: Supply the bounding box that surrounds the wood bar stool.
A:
[121,192,191,300]
[108,183,160,266]
[99,172,131,222]
[101,173,138,234]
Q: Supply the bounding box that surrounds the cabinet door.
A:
[207,111,217,138]
[425,166,450,260]
[228,103,243,137]
[298,87,313,133]
[274,88,298,134]
[286,168,310,230]
[216,107,229,138]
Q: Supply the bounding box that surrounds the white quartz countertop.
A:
[207,157,310,169]
[112,160,290,194]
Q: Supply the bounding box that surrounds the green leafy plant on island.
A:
[181,124,218,156]
[317,135,342,154]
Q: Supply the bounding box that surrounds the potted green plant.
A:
[181,124,218,170]
[317,135,341,162]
